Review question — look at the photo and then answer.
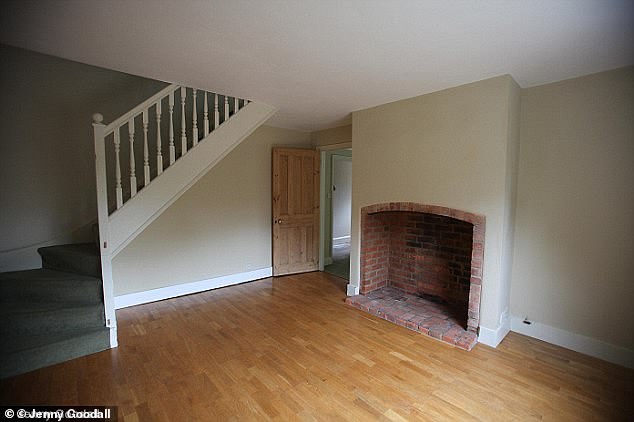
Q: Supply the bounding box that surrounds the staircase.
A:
[94,84,276,347]
[0,244,109,379]
[0,84,276,378]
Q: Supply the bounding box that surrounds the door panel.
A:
[272,148,319,276]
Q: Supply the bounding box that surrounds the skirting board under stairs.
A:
[114,267,272,309]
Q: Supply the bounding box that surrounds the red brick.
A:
[358,202,485,335]
[456,332,478,350]
[442,326,465,344]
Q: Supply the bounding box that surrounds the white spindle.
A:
[214,94,220,129]
[242,98,249,109]
[142,110,150,187]
[168,91,175,165]
[203,92,209,137]
[234,97,239,115]
[156,100,163,175]
[114,129,123,209]
[181,87,187,155]
[224,96,229,122]
[128,118,137,197]
[192,88,198,147]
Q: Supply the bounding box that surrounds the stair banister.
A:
[128,118,137,197]
[203,92,209,137]
[192,89,198,146]
[142,110,150,186]
[214,93,220,129]
[113,128,123,208]
[180,87,187,155]
[102,84,179,135]
[156,99,163,175]
[92,83,275,349]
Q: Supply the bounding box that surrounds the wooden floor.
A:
[1,272,632,421]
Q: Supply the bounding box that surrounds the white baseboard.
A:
[333,236,351,246]
[510,315,634,368]
[478,313,511,348]
[114,267,272,309]
[346,283,359,296]
[109,326,118,348]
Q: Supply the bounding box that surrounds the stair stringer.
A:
[107,101,277,258]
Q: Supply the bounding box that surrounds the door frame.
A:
[316,142,352,272]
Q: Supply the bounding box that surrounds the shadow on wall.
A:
[0,44,167,271]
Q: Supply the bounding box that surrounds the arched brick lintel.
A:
[362,202,485,227]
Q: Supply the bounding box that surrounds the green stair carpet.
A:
[0,244,110,379]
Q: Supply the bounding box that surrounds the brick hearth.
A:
[345,287,478,350]
[348,202,485,350]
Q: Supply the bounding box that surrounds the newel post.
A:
[92,113,118,348]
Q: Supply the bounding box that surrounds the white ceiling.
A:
[1,0,632,131]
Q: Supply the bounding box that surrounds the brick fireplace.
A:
[346,202,485,350]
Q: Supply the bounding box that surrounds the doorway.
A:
[319,147,352,280]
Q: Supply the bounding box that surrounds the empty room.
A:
[1,1,633,420]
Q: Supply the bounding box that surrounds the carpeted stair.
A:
[38,243,102,278]
[0,244,110,379]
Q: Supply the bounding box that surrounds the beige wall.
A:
[350,75,519,332]
[500,76,522,325]
[0,44,166,271]
[511,67,634,350]
[311,124,352,148]
[112,125,310,295]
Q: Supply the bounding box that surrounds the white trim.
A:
[94,121,118,349]
[478,314,511,348]
[114,267,272,309]
[332,235,351,246]
[510,315,634,369]
[109,326,118,348]
[346,283,359,296]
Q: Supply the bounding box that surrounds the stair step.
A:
[0,269,103,304]
[0,302,105,336]
[0,327,110,379]
[38,243,101,278]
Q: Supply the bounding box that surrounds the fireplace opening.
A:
[346,203,485,351]
[416,293,447,305]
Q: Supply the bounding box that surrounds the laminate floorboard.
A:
[1,272,632,421]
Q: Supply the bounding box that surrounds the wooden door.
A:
[272,148,320,276]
